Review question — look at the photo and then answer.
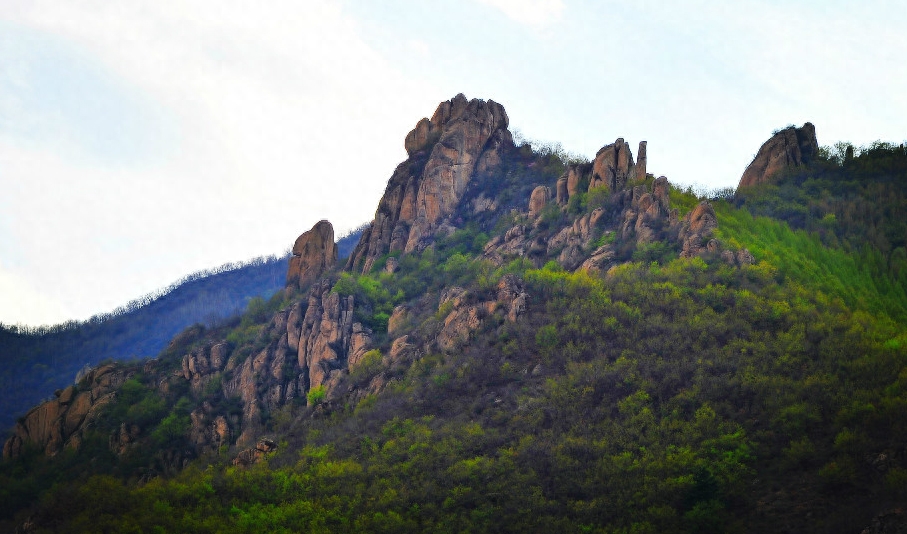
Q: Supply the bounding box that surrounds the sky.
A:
[1,0,905,326]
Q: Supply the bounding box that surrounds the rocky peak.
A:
[3,364,130,459]
[287,220,337,290]
[737,123,819,188]
[591,138,635,191]
[346,94,513,273]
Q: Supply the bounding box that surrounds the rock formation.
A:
[635,141,647,181]
[435,276,527,352]
[3,364,130,459]
[346,94,513,273]
[679,201,719,258]
[529,186,551,218]
[287,220,337,289]
[591,138,635,191]
[287,220,337,290]
[737,123,819,188]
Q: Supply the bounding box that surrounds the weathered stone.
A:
[388,305,410,335]
[287,220,337,290]
[529,186,551,218]
[232,438,277,467]
[404,117,438,155]
[579,245,616,274]
[679,201,719,258]
[347,94,513,273]
[738,123,819,188]
[3,365,129,459]
[591,139,635,191]
[636,141,647,181]
[556,175,569,205]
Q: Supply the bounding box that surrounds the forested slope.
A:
[1,97,905,533]
[0,230,362,433]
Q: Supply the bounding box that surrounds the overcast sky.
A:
[1,0,905,326]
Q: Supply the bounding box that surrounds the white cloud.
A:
[0,0,443,324]
[475,0,564,30]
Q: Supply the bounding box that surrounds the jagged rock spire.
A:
[346,94,513,273]
[286,220,337,290]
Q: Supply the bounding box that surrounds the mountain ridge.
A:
[2,95,906,533]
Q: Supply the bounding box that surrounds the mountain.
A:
[0,230,363,434]
[1,95,906,533]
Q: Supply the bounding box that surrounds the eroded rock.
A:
[287,220,337,290]
[738,123,818,188]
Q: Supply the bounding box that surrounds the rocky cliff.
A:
[346,94,513,273]
[3,364,130,458]
[738,123,819,188]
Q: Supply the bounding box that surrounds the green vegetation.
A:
[2,140,906,533]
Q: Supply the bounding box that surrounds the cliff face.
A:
[738,123,819,188]
[346,94,513,273]
[3,364,130,459]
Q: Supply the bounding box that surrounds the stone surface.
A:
[232,438,277,466]
[591,139,635,191]
[3,365,130,459]
[679,201,719,258]
[529,186,551,218]
[287,220,337,290]
[636,141,647,181]
[346,94,513,273]
[738,123,819,188]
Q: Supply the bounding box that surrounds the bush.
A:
[307,385,327,406]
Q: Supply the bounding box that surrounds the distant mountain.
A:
[0,230,363,433]
[2,95,906,533]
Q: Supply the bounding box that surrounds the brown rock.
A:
[404,117,438,155]
[232,438,277,466]
[529,186,551,218]
[496,275,527,322]
[679,201,719,258]
[3,365,129,459]
[438,305,482,352]
[636,141,647,181]
[346,95,513,273]
[568,164,587,196]
[389,335,417,362]
[287,220,337,290]
[591,139,635,191]
[388,305,410,335]
[579,245,616,274]
[738,123,818,188]
[556,175,569,205]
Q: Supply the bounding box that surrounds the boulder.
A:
[529,186,551,218]
[738,123,818,188]
[286,220,337,290]
[591,138,635,191]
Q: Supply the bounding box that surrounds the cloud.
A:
[475,0,564,30]
[0,0,442,324]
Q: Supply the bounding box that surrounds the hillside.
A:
[1,95,906,533]
[0,231,361,434]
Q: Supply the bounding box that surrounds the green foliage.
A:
[6,137,907,534]
[307,385,327,406]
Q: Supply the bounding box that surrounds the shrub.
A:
[307,385,327,406]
